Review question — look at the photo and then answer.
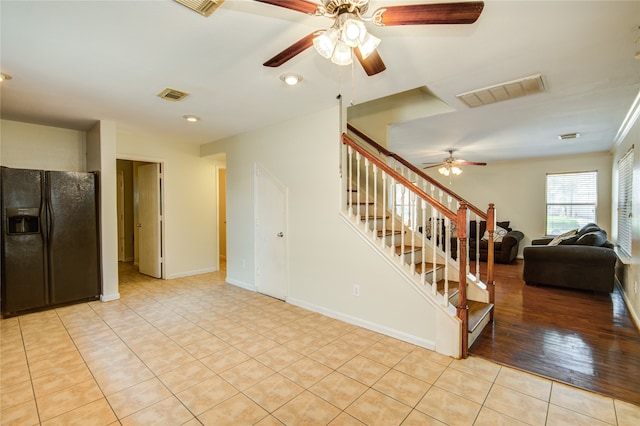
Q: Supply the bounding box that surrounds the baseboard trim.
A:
[287,296,436,351]
[226,278,256,292]
[100,293,120,302]
[618,280,640,331]
[167,267,218,279]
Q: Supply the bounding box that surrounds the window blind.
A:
[617,147,634,256]
[546,171,597,235]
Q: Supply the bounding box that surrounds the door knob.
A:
[277,232,284,237]
[136,224,142,228]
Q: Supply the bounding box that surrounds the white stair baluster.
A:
[443,216,450,306]
[356,152,361,221]
[348,146,354,216]
[364,158,370,230]
[381,172,388,248]
[372,164,378,237]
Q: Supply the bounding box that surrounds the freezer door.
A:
[1,167,48,313]
[47,171,100,304]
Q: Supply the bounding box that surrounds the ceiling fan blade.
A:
[373,1,484,26]
[254,0,320,15]
[457,160,487,166]
[263,31,321,67]
[422,163,444,169]
[354,48,387,76]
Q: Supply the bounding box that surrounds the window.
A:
[617,147,634,256]
[546,171,597,235]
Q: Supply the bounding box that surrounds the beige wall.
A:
[423,151,613,257]
[1,120,87,171]
[116,159,135,262]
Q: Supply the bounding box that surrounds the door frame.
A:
[116,155,166,280]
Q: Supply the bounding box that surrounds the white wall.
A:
[1,120,87,171]
[117,127,218,279]
[424,152,613,257]
[611,100,640,327]
[202,106,440,350]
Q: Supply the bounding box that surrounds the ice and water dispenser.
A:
[6,208,40,234]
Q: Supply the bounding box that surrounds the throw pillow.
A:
[482,225,508,242]
[576,230,607,247]
[547,229,578,246]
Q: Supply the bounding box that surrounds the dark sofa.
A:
[446,220,524,264]
[523,223,617,293]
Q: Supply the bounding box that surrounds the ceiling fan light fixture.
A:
[358,32,380,59]
[331,40,353,65]
[313,27,339,59]
[451,165,462,175]
[438,166,450,176]
[341,18,366,47]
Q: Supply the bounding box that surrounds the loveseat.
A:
[445,220,524,264]
[522,223,617,293]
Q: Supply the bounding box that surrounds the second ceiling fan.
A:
[256,0,485,76]
[423,149,487,176]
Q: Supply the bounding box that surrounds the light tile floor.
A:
[1,267,639,426]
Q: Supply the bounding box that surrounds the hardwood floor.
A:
[469,259,640,406]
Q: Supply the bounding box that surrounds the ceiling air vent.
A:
[157,88,190,102]
[173,0,225,17]
[456,74,546,108]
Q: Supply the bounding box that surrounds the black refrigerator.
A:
[1,167,101,315]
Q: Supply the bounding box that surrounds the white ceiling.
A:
[1,0,639,165]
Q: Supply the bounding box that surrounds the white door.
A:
[255,165,288,300]
[138,163,162,278]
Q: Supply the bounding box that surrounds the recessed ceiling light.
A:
[558,132,581,140]
[280,73,302,86]
[183,115,200,122]
[0,73,12,82]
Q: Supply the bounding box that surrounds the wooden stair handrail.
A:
[347,124,487,220]
[343,133,456,221]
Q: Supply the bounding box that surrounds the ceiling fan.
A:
[255,0,485,76]
[422,149,487,176]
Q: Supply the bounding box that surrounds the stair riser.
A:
[364,218,387,230]
[423,267,444,285]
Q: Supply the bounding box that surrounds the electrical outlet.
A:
[242,259,246,269]
[353,285,360,297]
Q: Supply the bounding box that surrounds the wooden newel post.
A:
[486,204,496,321]
[456,202,469,358]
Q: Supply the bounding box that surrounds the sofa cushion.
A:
[548,229,578,246]
[558,234,581,245]
[576,230,608,247]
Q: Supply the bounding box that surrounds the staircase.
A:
[342,127,497,358]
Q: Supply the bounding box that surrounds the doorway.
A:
[116,159,164,279]
[255,164,288,300]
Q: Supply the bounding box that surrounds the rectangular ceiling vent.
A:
[157,88,190,102]
[173,0,225,17]
[456,74,546,108]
